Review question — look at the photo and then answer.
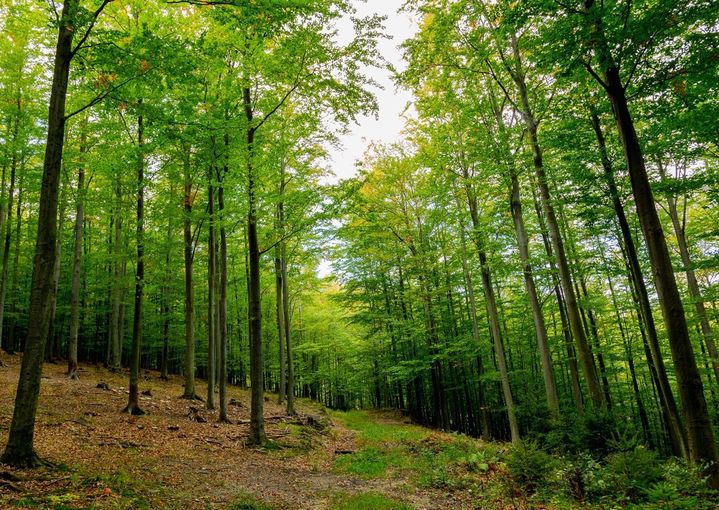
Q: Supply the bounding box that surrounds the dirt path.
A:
[0,357,440,509]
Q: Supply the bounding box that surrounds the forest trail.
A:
[0,357,503,510]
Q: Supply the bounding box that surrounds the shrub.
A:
[505,440,557,495]
[605,446,662,502]
[555,452,607,502]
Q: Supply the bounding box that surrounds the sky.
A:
[327,0,418,181]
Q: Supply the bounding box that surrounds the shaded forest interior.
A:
[2,0,719,508]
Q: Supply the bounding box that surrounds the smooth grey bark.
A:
[281,245,295,415]
[67,130,86,380]
[217,167,229,423]
[462,174,520,442]
[502,34,604,409]
[206,178,216,410]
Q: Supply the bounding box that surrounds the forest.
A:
[1,0,719,509]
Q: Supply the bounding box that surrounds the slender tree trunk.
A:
[282,244,295,415]
[217,172,229,423]
[275,172,286,405]
[7,171,23,355]
[110,202,123,371]
[207,178,216,410]
[458,224,491,437]
[463,179,520,442]
[46,188,66,363]
[160,209,172,382]
[275,249,286,404]
[67,128,86,380]
[584,3,717,480]
[505,143,560,416]
[2,0,76,466]
[123,108,145,416]
[658,159,719,385]
[506,34,604,409]
[245,87,266,445]
[0,97,21,354]
[529,186,585,416]
[182,146,197,399]
[590,110,687,457]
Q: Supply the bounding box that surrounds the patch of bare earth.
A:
[0,356,461,509]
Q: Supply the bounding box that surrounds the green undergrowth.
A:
[331,410,719,509]
[5,466,155,510]
[227,492,279,510]
[328,492,414,510]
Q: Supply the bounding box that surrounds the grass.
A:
[331,409,499,491]
[328,492,414,510]
[227,492,280,510]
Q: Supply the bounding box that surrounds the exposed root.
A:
[122,403,146,416]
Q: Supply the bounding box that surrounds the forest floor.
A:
[0,356,528,510]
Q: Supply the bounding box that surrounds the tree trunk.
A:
[206,178,216,410]
[275,170,286,405]
[217,173,229,423]
[123,108,145,416]
[275,249,286,404]
[245,87,266,445]
[499,120,560,416]
[658,158,719,386]
[507,34,604,409]
[160,207,172,382]
[590,110,687,456]
[182,145,197,399]
[46,187,66,363]
[282,244,295,415]
[0,95,21,354]
[67,128,86,380]
[7,171,24,355]
[2,0,76,466]
[458,224,491,437]
[586,5,718,477]
[463,179,520,442]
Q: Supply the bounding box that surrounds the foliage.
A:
[329,492,414,510]
[505,440,558,496]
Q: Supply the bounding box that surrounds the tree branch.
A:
[70,0,115,58]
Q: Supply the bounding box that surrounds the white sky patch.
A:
[327,0,417,182]
[316,1,417,278]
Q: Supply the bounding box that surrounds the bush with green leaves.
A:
[505,440,558,495]
[604,445,662,502]
[554,452,607,502]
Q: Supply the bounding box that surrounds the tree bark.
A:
[206,178,216,410]
[123,108,145,416]
[67,127,86,380]
[506,34,604,409]
[182,145,197,399]
[0,95,21,354]
[458,224,491,437]
[590,110,687,457]
[275,169,287,405]
[245,86,266,445]
[282,244,295,415]
[217,170,229,423]
[463,177,520,442]
[2,0,76,466]
[584,1,717,481]
[658,158,719,386]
